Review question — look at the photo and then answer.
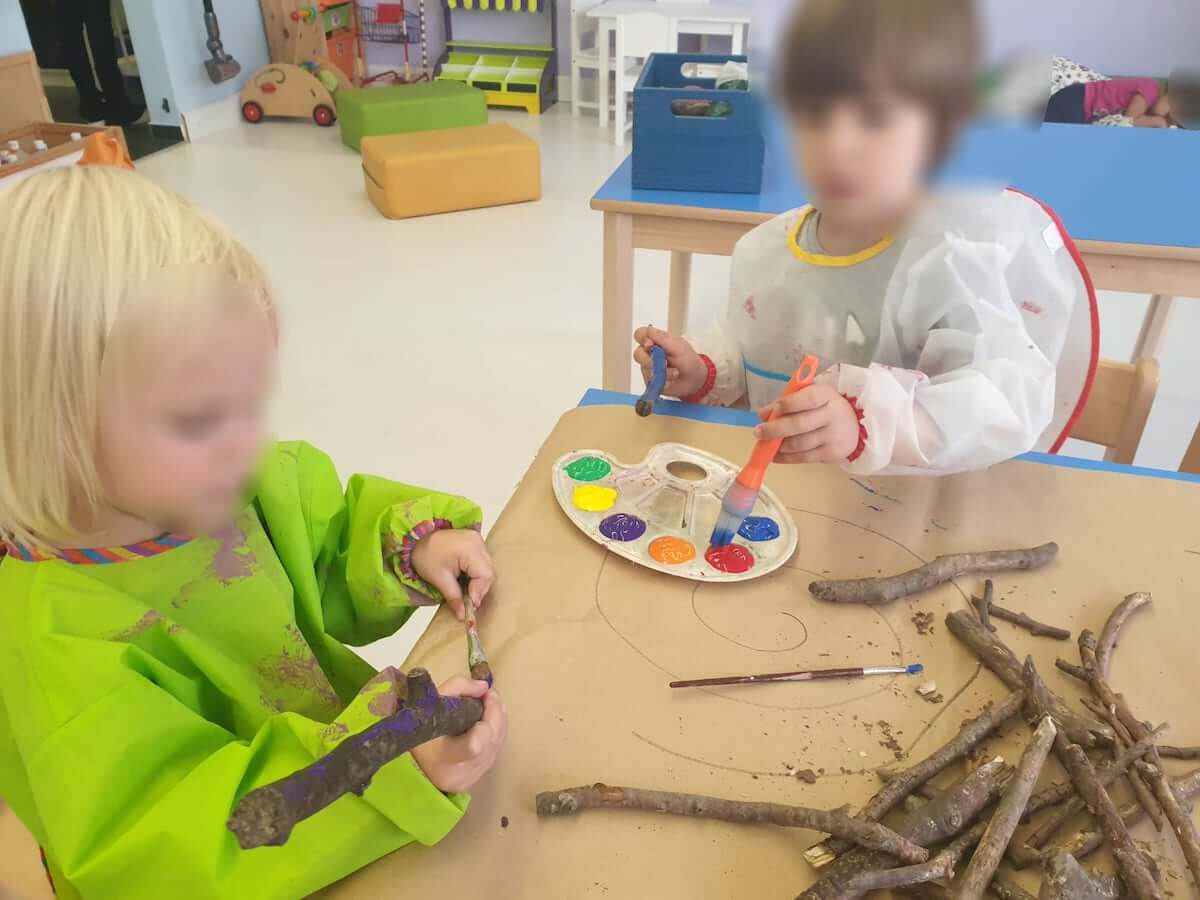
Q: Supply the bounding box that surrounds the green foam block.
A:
[337,82,488,152]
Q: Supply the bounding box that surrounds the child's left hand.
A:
[410,529,496,621]
[755,385,861,464]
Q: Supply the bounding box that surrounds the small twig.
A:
[1023,658,1162,900]
[809,543,1058,605]
[802,692,1024,868]
[809,853,955,900]
[1079,696,1164,831]
[227,669,483,849]
[946,610,1112,747]
[974,579,995,631]
[903,877,1037,900]
[1158,745,1200,760]
[986,602,1071,641]
[1014,724,1165,861]
[958,716,1057,900]
[534,784,928,863]
[1055,658,1090,682]
[1095,591,1152,678]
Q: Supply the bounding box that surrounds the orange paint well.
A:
[648,536,696,565]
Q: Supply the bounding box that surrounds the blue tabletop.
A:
[594,123,1200,249]
[577,388,1200,484]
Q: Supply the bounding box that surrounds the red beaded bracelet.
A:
[682,354,718,404]
[843,394,868,463]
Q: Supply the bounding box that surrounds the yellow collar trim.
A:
[786,207,895,268]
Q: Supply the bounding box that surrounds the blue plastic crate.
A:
[632,53,764,194]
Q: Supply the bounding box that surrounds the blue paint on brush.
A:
[906,663,924,675]
[636,345,667,417]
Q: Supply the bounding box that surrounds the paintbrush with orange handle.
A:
[708,356,819,548]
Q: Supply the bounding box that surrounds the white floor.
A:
[135,104,1200,668]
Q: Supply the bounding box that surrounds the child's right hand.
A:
[632,326,708,399]
[411,676,507,793]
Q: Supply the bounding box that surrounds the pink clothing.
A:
[1084,77,1161,121]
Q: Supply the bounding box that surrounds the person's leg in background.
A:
[1044,82,1089,124]
[80,0,145,125]
[56,0,107,122]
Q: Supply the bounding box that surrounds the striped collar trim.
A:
[787,206,895,268]
[2,533,191,564]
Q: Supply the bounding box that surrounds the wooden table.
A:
[320,393,1200,898]
[592,123,1200,392]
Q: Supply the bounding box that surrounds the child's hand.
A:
[411,676,507,793]
[633,326,708,399]
[755,385,861,464]
[410,529,495,622]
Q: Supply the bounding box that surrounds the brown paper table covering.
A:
[321,405,1200,899]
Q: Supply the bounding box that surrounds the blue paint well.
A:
[738,516,781,542]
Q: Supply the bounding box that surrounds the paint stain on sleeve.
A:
[210,523,258,583]
[109,609,164,642]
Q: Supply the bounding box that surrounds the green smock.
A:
[0,442,483,899]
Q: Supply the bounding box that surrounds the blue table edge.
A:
[577,388,1200,484]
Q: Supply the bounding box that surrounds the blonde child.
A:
[0,166,506,899]
[635,0,1093,475]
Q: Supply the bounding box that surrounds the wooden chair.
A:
[1181,422,1200,474]
[1070,358,1160,465]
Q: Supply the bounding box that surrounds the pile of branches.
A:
[538,545,1200,899]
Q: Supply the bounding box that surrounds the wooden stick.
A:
[959,716,1058,900]
[534,784,929,863]
[809,543,1058,605]
[903,877,1038,900]
[798,761,1011,900]
[1079,613,1200,893]
[800,854,956,900]
[974,579,995,631]
[986,603,1071,641]
[227,669,482,849]
[1041,853,1122,900]
[1023,658,1162,900]
[1046,768,1200,863]
[1079,696,1164,831]
[1055,658,1089,681]
[1158,745,1200,760]
[1094,592,1151,678]
[802,691,1025,868]
[946,610,1112,747]
[1013,724,1165,861]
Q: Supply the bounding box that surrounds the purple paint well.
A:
[738,516,781,542]
[599,513,647,542]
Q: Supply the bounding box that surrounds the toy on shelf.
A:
[434,0,558,115]
[358,1,430,85]
[243,0,360,126]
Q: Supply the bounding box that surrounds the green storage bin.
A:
[336,82,488,152]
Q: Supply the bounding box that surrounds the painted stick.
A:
[460,575,492,685]
[636,345,667,417]
[227,669,482,849]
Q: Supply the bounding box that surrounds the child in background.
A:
[635,0,1091,475]
[0,167,506,899]
[1044,75,1194,127]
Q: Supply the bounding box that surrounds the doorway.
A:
[16,0,180,159]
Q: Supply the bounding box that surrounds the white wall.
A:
[0,0,33,56]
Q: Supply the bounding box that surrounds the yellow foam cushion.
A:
[361,123,541,219]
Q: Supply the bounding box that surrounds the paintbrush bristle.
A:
[709,481,760,548]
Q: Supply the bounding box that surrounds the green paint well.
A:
[565,456,612,482]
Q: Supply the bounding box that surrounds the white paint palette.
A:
[551,443,798,582]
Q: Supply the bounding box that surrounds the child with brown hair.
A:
[634,0,1094,475]
[0,166,506,899]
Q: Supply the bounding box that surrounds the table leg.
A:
[667,250,692,335]
[1132,294,1177,361]
[731,23,745,55]
[603,211,635,392]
